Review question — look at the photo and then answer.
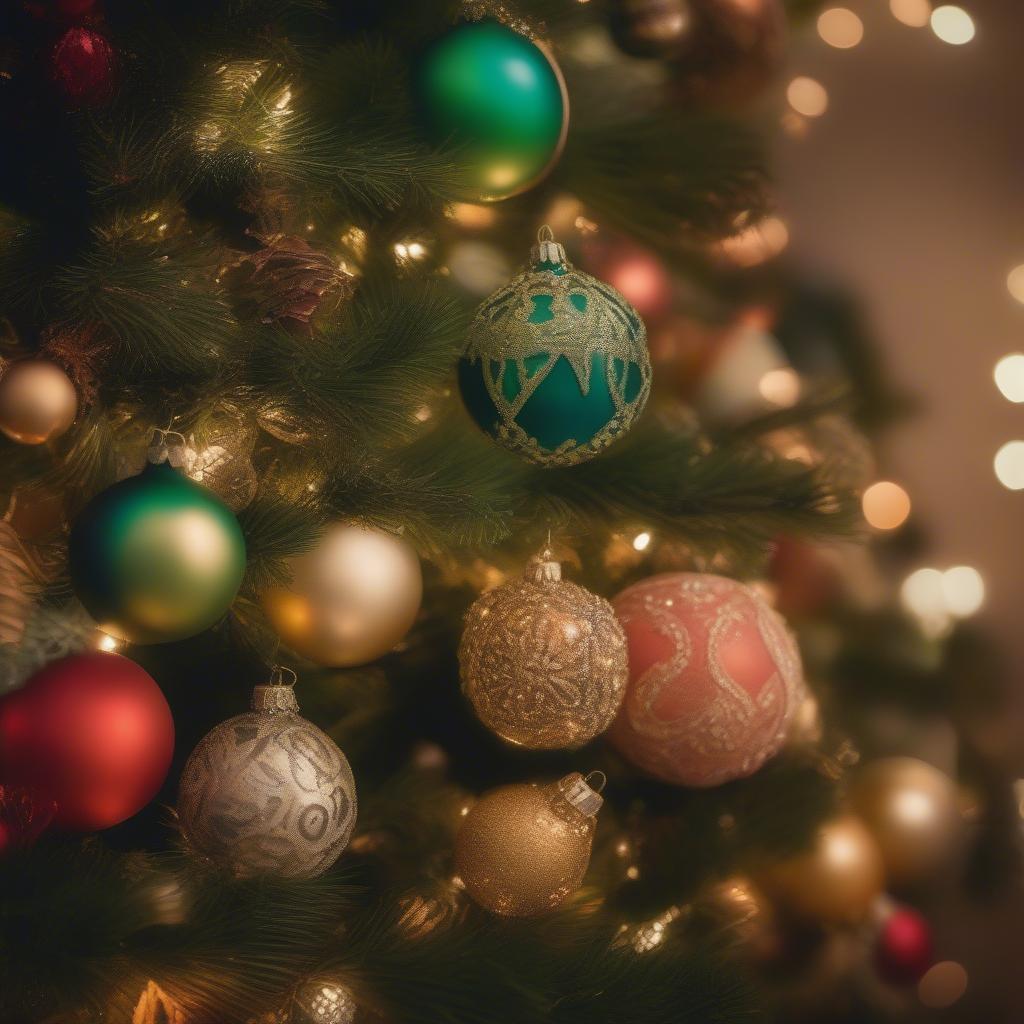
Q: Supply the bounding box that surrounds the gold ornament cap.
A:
[527,547,562,582]
[251,665,299,714]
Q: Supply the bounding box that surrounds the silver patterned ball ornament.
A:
[177,670,357,879]
[460,550,628,748]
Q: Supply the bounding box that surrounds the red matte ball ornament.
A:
[0,652,174,831]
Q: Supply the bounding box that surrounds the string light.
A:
[901,565,985,634]
[994,440,1024,490]
[817,8,864,49]
[862,480,912,530]
[787,77,829,118]
[994,353,1024,402]
[632,531,652,551]
[930,5,975,45]
[96,632,119,651]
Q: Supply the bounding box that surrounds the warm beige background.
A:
[776,0,1023,732]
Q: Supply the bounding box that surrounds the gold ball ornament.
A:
[0,359,77,444]
[849,757,963,887]
[177,673,357,879]
[455,771,604,917]
[756,815,884,925]
[284,978,357,1024]
[261,523,422,667]
[459,550,628,749]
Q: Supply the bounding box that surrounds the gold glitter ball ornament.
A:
[0,358,77,445]
[261,523,422,667]
[177,671,357,879]
[283,978,357,1024]
[454,771,604,917]
[459,551,628,748]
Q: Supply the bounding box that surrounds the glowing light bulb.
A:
[787,77,829,118]
[97,632,119,652]
[994,353,1024,402]
[994,440,1024,490]
[901,568,948,633]
[930,5,975,44]
[862,481,911,530]
[632,531,652,552]
[818,8,864,48]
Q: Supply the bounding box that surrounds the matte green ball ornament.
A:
[459,227,652,466]
[415,20,568,202]
[69,444,247,644]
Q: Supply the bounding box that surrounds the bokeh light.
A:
[891,0,932,27]
[632,531,652,552]
[718,216,790,267]
[1006,264,1024,303]
[787,77,829,118]
[862,481,912,530]
[818,8,864,49]
[994,353,1024,402]
[758,368,801,407]
[941,566,985,617]
[930,5,975,45]
[994,440,1024,490]
[901,568,946,623]
[918,960,968,1008]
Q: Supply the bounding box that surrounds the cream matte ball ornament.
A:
[177,671,357,879]
[459,549,628,749]
[0,358,78,444]
[849,757,963,887]
[455,771,604,917]
[261,523,422,667]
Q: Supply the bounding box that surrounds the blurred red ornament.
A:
[671,0,786,107]
[769,537,841,618]
[609,572,804,786]
[0,784,56,853]
[23,0,98,22]
[0,652,174,831]
[580,234,673,324]
[875,906,934,985]
[51,27,116,106]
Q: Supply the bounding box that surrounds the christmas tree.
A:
[0,2,1010,1023]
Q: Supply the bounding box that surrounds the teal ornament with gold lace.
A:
[459,227,652,467]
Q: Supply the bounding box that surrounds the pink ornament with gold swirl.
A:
[609,572,804,787]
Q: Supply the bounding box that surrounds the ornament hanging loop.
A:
[269,664,298,689]
[147,427,189,469]
[532,224,566,267]
[584,769,607,794]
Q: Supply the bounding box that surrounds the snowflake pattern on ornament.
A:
[610,573,804,787]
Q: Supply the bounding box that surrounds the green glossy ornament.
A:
[415,20,568,202]
[460,228,652,466]
[69,461,246,644]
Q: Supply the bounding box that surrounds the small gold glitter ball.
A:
[0,359,77,445]
[286,978,357,1024]
[454,771,603,917]
[459,552,628,748]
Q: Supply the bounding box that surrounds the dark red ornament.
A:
[0,784,56,853]
[875,906,934,985]
[51,26,116,107]
[580,233,674,324]
[0,652,174,831]
[23,0,99,22]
